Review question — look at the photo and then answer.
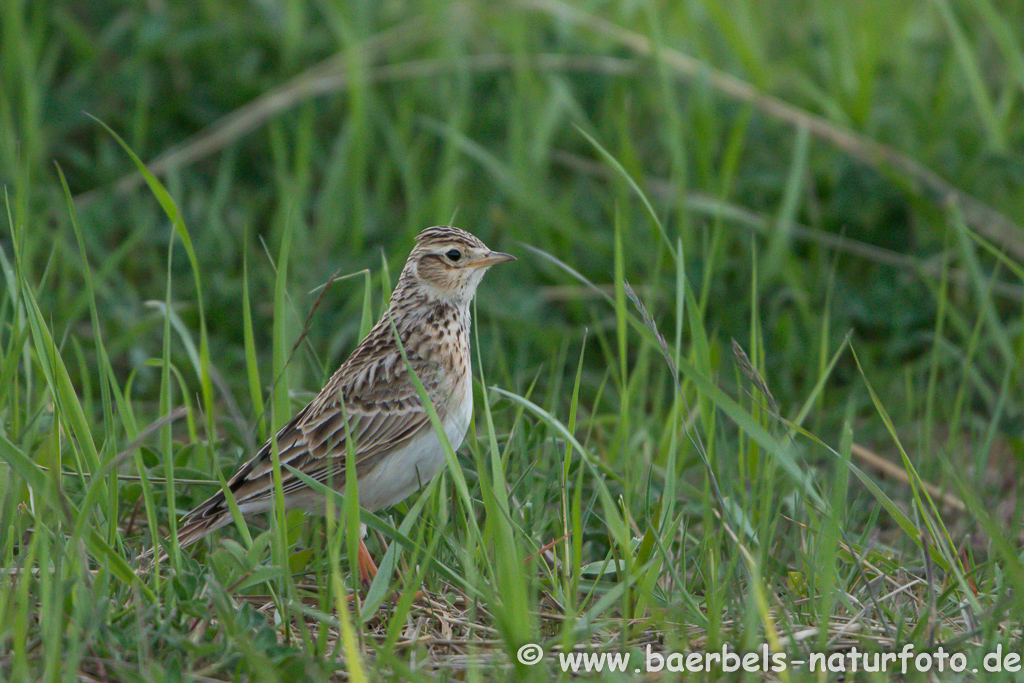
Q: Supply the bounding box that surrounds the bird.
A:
[142,226,514,579]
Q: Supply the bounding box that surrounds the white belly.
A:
[356,379,473,511]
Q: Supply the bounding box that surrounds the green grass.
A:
[3,0,1024,680]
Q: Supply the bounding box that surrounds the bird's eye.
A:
[445,249,462,262]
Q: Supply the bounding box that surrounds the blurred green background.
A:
[3,0,1024,679]
[7,0,1022,440]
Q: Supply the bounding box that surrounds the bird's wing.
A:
[179,351,446,528]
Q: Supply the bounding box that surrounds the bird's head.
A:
[399,226,515,305]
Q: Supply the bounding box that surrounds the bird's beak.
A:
[470,251,516,268]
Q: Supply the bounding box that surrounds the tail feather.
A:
[136,512,232,570]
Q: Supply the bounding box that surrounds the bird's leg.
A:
[357,537,378,586]
[351,536,431,605]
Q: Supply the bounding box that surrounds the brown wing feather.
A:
[177,339,445,537]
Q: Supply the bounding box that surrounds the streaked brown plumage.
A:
[143,226,514,567]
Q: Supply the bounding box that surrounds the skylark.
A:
[145,226,514,577]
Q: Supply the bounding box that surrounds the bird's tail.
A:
[135,512,232,571]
